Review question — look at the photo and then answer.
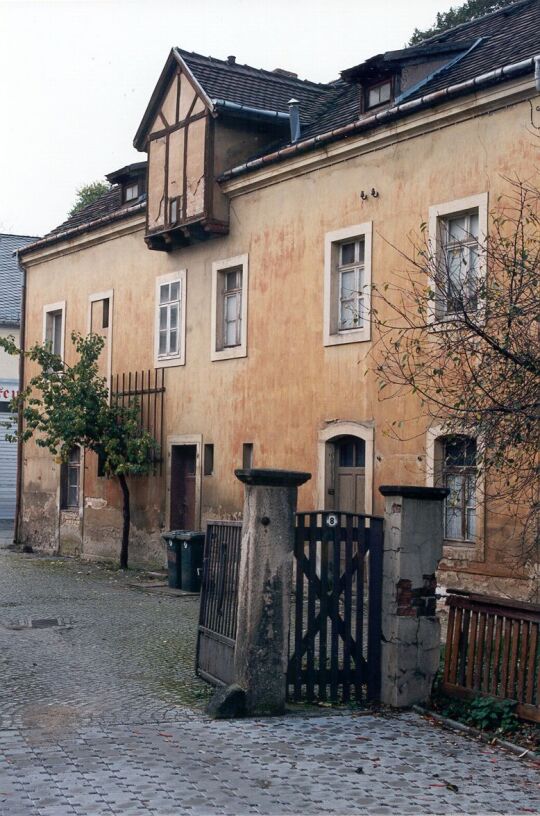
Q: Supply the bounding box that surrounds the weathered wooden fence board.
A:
[442,589,540,723]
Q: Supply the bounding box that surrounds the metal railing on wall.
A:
[111,368,165,475]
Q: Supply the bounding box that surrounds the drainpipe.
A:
[13,252,26,546]
[536,56,540,91]
[288,98,301,143]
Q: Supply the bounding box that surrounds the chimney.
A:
[288,99,301,143]
[273,68,298,78]
[227,55,236,65]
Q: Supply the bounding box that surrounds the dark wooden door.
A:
[170,445,197,529]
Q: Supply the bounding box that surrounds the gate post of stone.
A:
[378,485,449,708]
[233,468,311,715]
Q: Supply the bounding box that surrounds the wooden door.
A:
[333,436,366,514]
[170,445,197,529]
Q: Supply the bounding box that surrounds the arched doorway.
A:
[317,422,374,515]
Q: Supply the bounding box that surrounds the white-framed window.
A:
[42,301,65,359]
[154,271,186,367]
[428,193,488,320]
[324,223,372,346]
[211,254,248,361]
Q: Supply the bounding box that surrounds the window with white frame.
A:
[442,436,477,542]
[154,271,186,367]
[337,239,366,331]
[440,210,479,314]
[211,255,248,361]
[43,302,65,359]
[324,223,372,346]
[429,194,488,320]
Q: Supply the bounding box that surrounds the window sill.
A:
[324,328,370,347]
[211,345,247,362]
[155,354,185,368]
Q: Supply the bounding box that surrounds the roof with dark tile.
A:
[20,183,146,257]
[179,50,332,122]
[0,233,40,325]
[23,0,540,248]
[299,0,540,139]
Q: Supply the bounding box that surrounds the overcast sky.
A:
[1,0,456,237]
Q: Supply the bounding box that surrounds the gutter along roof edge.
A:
[219,55,539,182]
[18,201,146,258]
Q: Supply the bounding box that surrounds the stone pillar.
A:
[379,485,449,708]
[234,468,311,715]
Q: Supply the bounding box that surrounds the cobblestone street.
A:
[0,545,538,816]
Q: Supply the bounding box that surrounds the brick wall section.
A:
[396,574,437,617]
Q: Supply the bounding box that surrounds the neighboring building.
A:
[0,233,39,521]
[17,1,540,597]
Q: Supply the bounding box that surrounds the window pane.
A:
[68,484,78,507]
[340,270,356,298]
[466,507,476,539]
[52,313,62,355]
[340,299,356,329]
[169,330,178,353]
[469,212,479,239]
[225,293,239,321]
[159,306,167,331]
[159,330,167,356]
[160,284,170,304]
[340,242,356,265]
[170,281,180,302]
[225,269,241,292]
[169,304,178,330]
[368,87,379,107]
[68,447,80,464]
[357,239,365,265]
[225,321,235,347]
[379,81,391,102]
[447,216,467,242]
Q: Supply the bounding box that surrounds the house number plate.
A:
[326,514,338,528]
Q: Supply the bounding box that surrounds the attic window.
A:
[124,182,139,202]
[367,80,392,109]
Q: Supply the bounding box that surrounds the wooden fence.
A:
[443,589,540,722]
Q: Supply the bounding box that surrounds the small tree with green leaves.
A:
[0,332,157,569]
[69,181,110,217]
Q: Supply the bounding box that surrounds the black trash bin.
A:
[179,531,205,592]
[162,532,183,588]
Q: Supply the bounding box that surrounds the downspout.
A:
[13,252,26,546]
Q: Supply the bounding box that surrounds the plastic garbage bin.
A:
[162,532,183,588]
[179,531,205,592]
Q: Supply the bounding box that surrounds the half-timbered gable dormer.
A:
[134,49,330,251]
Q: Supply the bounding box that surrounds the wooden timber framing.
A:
[143,63,229,251]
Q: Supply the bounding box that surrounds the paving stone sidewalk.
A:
[0,548,538,816]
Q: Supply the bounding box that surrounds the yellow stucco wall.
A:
[20,90,539,594]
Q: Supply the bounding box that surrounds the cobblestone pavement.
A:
[0,548,538,816]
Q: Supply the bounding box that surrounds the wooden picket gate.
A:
[443,589,540,722]
[287,511,384,704]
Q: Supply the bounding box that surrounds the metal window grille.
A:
[110,368,165,475]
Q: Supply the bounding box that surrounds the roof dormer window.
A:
[367,80,392,109]
[124,182,139,202]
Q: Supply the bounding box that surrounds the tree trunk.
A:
[118,473,130,569]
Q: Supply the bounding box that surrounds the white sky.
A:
[0,0,456,237]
